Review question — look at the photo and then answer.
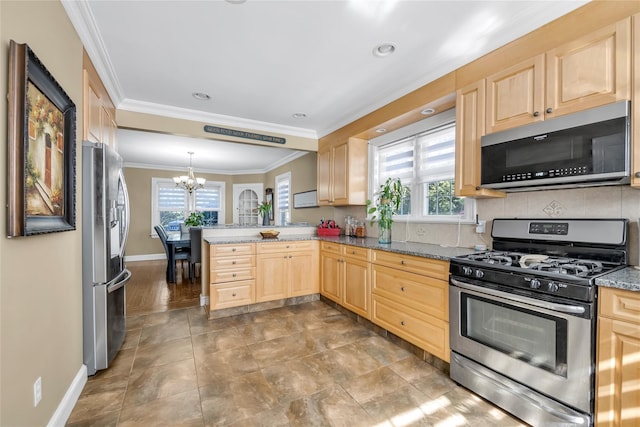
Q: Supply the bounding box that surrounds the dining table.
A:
[166,230,191,283]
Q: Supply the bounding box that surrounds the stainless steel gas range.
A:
[449,218,628,427]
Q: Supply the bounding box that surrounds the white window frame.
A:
[369,109,476,224]
[274,171,291,226]
[151,177,226,236]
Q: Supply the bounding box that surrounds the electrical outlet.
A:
[416,225,426,236]
[34,377,42,407]
[475,220,486,234]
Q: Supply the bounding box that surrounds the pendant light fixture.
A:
[173,151,205,193]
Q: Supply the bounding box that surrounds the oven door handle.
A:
[450,278,586,315]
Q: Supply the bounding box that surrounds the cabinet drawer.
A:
[372,264,448,321]
[210,243,255,257]
[211,267,255,283]
[210,255,255,270]
[210,280,254,309]
[257,240,315,254]
[599,287,640,324]
[372,250,448,280]
[320,241,342,255]
[342,245,371,262]
[372,295,449,362]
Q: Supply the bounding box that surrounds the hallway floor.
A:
[66,261,526,426]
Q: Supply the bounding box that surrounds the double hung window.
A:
[370,110,474,222]
[151,178,225,234]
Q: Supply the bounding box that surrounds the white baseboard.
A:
[47,364,87,427]
[124,253,166,262]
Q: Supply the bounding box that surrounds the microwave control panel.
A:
[502,166,588,182]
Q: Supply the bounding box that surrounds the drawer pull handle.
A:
[232,293,236,297]
[232,273,237,278]
[533,111,540,117]
[286,245,290,248]
[401,287,406,292]
[232,248,237,252]
[546,107,553,114]
[401,260,406,265]
[289,255,292,259]
[232,261,236,265]
[400,321,406,326]
[352,250,356,254]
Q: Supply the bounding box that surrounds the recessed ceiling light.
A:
[375,128,387,133]
[421,108,435,115]
[192,92,211,101]
[373,43,396,58]
[292,113,307,119]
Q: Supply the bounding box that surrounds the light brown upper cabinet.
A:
[317,137,368,206]
[631,13,640,188]
[455,80,505,198]
[82,50,117,148]
[486,18,631,135]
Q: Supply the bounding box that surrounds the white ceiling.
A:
[63,0,588,173]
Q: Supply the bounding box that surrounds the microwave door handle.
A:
[450,278,585,315]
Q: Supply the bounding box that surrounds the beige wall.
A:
[125,152,333,257]
[0,2,84,426]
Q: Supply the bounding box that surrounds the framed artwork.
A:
[7,41,76,237]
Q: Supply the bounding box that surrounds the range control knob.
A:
[547,282,559,292]
[462,266,473,276]
[475,269,484,279]
[529,278,541,289]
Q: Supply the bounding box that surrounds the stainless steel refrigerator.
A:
[82,141,131,375]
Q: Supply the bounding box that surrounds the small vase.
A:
[378,225,391,244]
[262,215,270,226]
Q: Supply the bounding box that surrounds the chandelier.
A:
[173,151,205,193]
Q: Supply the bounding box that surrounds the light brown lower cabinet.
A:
[209,243,256,311]
[596,287,640,427]
[255,240,318,303]
[371,250,450,362]
[319,242,371,319]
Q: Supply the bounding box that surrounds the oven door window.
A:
[461,293,568,377]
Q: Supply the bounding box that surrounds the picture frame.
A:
[7,41,76,237]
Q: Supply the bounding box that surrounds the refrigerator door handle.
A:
[107,269,132,293]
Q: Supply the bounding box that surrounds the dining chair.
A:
[155,225,190,282]
[189,227,202,283]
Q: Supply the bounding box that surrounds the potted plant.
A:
[366,177,409,244]
[257,201,272,226]
[183,211,204,231]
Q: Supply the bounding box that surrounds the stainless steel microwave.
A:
[481,101,630,191]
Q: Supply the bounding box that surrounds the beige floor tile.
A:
[200,371,279,426]
[195,345,260,387]
[341,366,411,405]
[248,332,326,368]
[261,358,336,404]
[286,384,375,427]
[138,317,191,347]
[123,358,198,407]
[118,389,204,427]
[132,336,194,370]
[191,327,245,357]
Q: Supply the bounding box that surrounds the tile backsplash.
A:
[336,185,640,266]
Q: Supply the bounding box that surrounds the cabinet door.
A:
[631,13,640,187]
[289,250,318,297]
[332,142,349,204]
[320,252,341,303]
[256,253,288,302]
[84,71,102,143]
[546,18,631,118]
[342,258,370,319]
[317,146,332,205]
[486,54,545,134]
[596,317,640,427]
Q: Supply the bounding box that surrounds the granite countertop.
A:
[595,266,640,292]
[204,234,477,261]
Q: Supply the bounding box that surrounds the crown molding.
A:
[61,0,124,104]
[124,151,309,175]
[118,98,318,140]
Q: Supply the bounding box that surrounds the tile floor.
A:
[66,301,527,426]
